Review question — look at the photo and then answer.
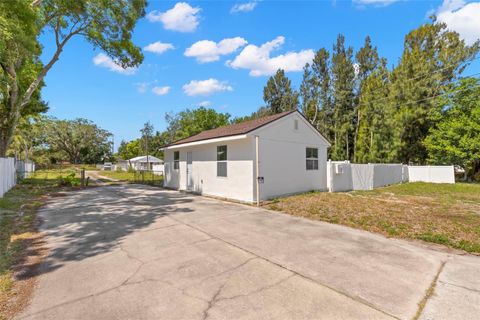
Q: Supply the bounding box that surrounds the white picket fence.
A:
[327,161,455,192]
[0,157,16,197]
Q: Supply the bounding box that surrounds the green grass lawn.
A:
[265,182,480,254]
[99,170,163,185]
[99,170,136,181]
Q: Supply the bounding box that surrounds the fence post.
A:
[81,169,85,187]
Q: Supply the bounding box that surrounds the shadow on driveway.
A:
[36,185,194,275]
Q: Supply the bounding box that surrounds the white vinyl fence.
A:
[328,161,404,192]
[0,157,16,197]
[152,164,164,175]
[407,165,455,184]
[327,161,454,192]
[16,160,35,179]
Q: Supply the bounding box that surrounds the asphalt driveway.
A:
[18,185,480,319]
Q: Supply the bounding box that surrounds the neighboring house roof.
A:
[129,155,163,163]
[167,110,297,147]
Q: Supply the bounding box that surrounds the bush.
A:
[57,173,80,187]
[473,171,480,182]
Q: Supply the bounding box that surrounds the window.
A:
[306,147,318,170]
[294,119,299,130]
[217,145,227,177]
[174,151,180,170]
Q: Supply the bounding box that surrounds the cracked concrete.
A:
[16,185,480,320]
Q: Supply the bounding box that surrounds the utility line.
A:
[308,54,480,102]
[354,72,480,109]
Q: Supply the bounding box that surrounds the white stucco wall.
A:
[164,138,255,202]
[254,113,329,200]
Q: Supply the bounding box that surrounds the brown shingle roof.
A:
[167,110,297,147]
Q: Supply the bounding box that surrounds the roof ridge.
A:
[166,109,297,147]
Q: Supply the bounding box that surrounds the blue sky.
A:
[39,0,480,149]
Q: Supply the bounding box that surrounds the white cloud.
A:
[353,0,399,6]
[136,82,149,93]
[435,0,480,45]
[184,37,248,63]
[147,2,201,32]
[182,79,233,96]
[92,53,136,75]
[231,1,258,13]
[198,100,211,107]
[152,86,171,95]
[143,41,174,54]
[226,36,314,76]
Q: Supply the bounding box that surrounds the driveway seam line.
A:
[167,216,400,320]
[413,260,446,320]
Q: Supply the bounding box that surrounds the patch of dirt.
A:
[264,190,480,254]
[48,192,68,198]
[1,232,48,320]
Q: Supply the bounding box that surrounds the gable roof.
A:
[166,110,297,147]
[129,155,163,163]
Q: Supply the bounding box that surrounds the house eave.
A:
[161,134,249,150]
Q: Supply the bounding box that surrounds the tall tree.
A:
[117,139,141,160]
[263,69,299,114]
[166,107,231,142]
[0,1,48,156]
[8,114,47,161]
[353,36,381,160]
[45,118,112,164]
[389,22,479,163]
[355,61,397,162]
[425,78,480,180]
[0,0,146,156]
[331,34,356,160]
[301,48,332,141]
[140,121,154,155]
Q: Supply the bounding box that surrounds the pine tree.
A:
[263,69,299,114]
[389,22,479,164]
[355,61,397,162]
[331,35,355,160]
[353,36,381,161]
[300,48,333,142]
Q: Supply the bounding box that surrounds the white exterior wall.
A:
[164,138,255,202]
[255,113,329,200]
[408,165,455,184]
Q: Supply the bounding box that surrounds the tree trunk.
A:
[0,135,8,157]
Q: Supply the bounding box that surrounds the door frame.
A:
[186,151,193,191]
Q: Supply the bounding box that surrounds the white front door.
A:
[186,151,193,190]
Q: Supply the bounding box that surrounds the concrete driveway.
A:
[18,185,480,320]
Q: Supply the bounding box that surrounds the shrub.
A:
[57,173,80,187]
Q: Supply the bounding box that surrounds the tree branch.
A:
[54,20,60,48]
[20,24,87,109]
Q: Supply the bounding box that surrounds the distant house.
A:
[128,155,163,171]
[162,110,331,203]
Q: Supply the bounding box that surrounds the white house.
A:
[128,155,163,171]
[162,110,331,203]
